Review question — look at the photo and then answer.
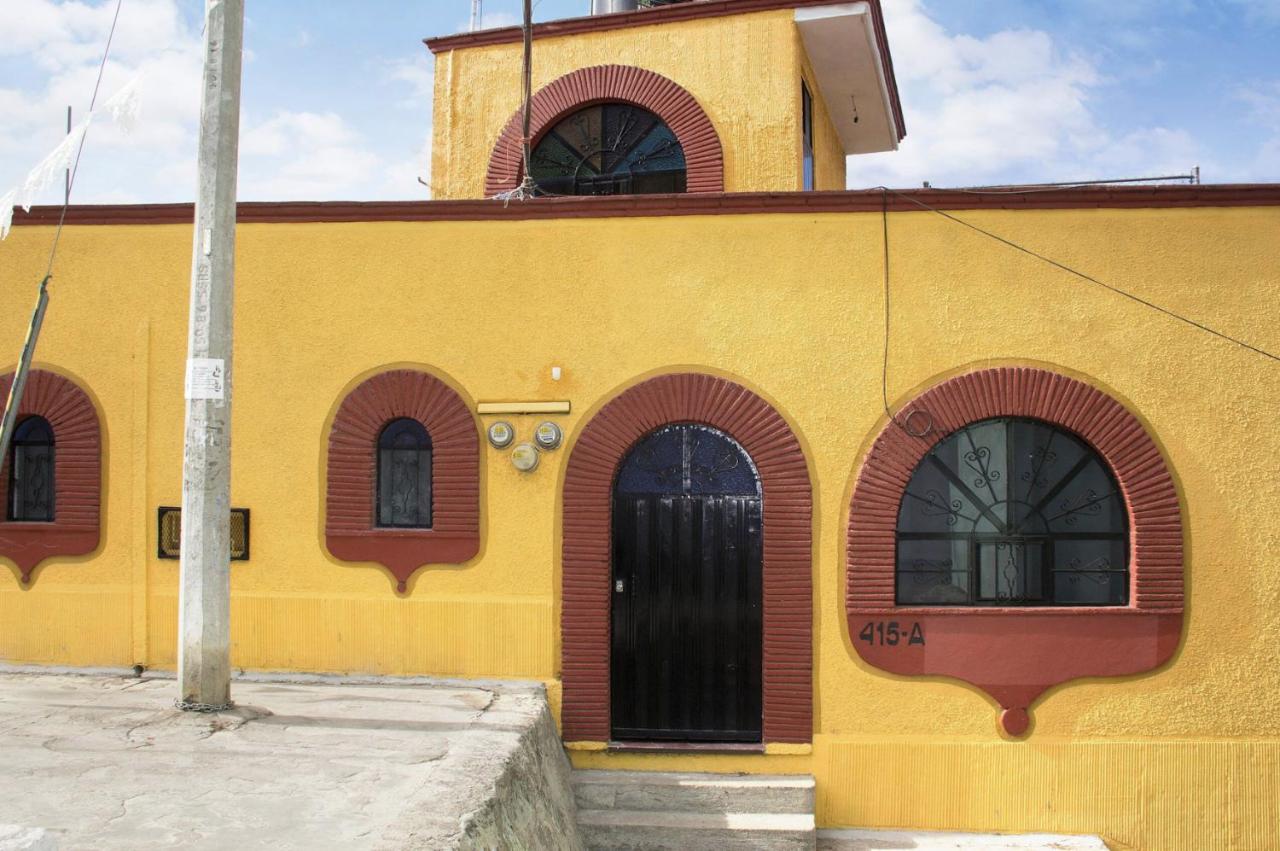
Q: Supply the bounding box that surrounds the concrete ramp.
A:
[0,672,582,850]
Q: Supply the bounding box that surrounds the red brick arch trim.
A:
[847,367,1184,736]
[325,369,480,593]
[562,372,812,744]
[0,370,101,585]
[484,65,724,197]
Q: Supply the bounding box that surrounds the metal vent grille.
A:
[157,507,250,561]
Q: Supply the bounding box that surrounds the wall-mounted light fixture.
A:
[534,421,563,450]
[511,442,540,472]
[487,420,515,448]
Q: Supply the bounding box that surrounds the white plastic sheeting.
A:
[0,79,141,240]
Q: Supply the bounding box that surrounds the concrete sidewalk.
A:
[0,671,579,850]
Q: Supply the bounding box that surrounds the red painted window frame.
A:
[484,65,724,197]
[0,369,101,585]
[846,367,1184,735]
[561,372,813,745]
[325,369,480,593]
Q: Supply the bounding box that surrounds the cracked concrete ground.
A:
[0,671,559,850]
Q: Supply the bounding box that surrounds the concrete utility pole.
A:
[470,0,483,31]
[178,0,244,712]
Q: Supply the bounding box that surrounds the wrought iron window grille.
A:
[895,417,1128,607]
[376,418,433,529]
[7,415,55,523]
[529,102,688,197]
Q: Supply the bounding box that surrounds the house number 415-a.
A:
[858,621,925,647]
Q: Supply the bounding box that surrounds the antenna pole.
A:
[178,0,244,712]
[65,107,72,205]
[470,0,483,31]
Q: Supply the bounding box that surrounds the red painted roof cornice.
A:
[9,185,1279,229]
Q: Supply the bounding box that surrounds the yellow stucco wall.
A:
[0,203,1278,849]
[431,10,812,198]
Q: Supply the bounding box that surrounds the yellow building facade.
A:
[1,2,1278,849]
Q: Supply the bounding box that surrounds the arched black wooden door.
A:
[610,423,763,743]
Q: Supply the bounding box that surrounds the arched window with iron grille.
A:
[896,416,1128,607]
[8,416,55,523]
[529,103,687,196]
[376,418,432,529]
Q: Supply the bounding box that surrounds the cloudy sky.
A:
[1,0,1277,205]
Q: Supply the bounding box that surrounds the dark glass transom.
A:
[529,103,687,196]
[8,415,54,523]
[895,417,1128,606]
[377,418,432,529]
[616,424,760,497]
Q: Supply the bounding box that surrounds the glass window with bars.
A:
[529,103,687,196]
[376,418,432,529]
[7,416,54,522]
[895,417,1129,607]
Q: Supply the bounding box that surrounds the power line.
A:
[0,0,126,485]
[43,0,125,282]
[878,185,1280,366]
[880,190,934,438]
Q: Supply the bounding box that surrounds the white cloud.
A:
[382,138,434,199]
[238,111,382,200]
[847,0,1204,188]
[0,0,202,205]
[1236,80,1280,181]
[0,0,401,204]
[386,53,435,109]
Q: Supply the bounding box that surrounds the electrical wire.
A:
[42,0,125,282]
[878,185,1280,366]
[880,189,934,438]
[492,0,540,202]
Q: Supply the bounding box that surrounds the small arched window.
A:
[377,418,432,529]
[8,416,55,522]
[896,416,1128,607]
[529,103,687,196]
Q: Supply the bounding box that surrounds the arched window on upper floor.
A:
[7,416,55,523]
[529,102,688,196]
[377,418,432,529]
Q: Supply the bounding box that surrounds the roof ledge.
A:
[796,2,905,153]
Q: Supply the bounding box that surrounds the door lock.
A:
[615,579,625,593]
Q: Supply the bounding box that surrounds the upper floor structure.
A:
[425,0,905,198]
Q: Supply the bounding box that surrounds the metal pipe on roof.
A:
[591,0,639,14]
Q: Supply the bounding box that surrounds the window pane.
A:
[977,540,1046,604]
[1052,539,1127,605]
[897,538,970,604]
[530,103,688,197]
[616,424,759,497]
[802,83,815,191]
[894,417,1128,607]
[376,418,432,528]
[8,416,54,522]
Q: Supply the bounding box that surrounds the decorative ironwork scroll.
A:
[530,103,687,196]
[896,417,1128,606]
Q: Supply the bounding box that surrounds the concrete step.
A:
[578,809,816,850]
[572,769,815,814]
